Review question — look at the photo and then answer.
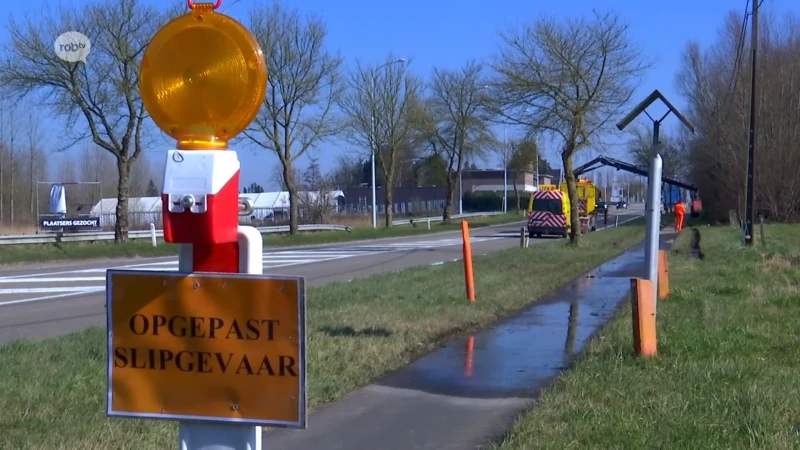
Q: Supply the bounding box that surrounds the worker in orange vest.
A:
[674,201,686,231]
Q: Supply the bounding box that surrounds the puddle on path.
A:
[377,246,646,398]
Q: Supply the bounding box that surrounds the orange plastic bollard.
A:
[658,250,670,300]
[461,220,475,303]
[630,278,657,357]
[464,336,474,377]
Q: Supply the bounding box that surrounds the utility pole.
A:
[744,0,758,245]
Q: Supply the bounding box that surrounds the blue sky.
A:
[1,0,797,189]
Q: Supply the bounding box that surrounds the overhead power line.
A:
[719,0,750,119]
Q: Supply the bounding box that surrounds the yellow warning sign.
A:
[106,270,306,428]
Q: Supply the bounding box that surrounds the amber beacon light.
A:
[139,1,267,150]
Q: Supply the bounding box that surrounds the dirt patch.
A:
[757,253,792,272]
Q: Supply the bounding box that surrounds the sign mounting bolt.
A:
[180,194,195,209]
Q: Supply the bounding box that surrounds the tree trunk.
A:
[442,172,455,222]
[562,152,581,244]
[283,162,299,234]
[384,187,393,228]
[115,159,131,242]
[513,170,520,212]
[383,167,395,227]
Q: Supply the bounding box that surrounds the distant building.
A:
[90,190,345,228]
[460,169,552,195]
[342,186,448,215]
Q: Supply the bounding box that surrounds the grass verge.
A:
[492,223,800,450]
[0,220,645,449]
[0,213,523,266]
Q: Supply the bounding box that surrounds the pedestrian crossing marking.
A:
[0,235,502,307]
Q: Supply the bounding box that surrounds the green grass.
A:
[493,223,800,450]
[0,213,523,266]
[0,221,646,449]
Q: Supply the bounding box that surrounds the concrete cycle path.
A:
[263,227,676,450]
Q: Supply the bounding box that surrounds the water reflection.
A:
[564,299,578,356]
[464,336,474,377]
[378,249,645,398]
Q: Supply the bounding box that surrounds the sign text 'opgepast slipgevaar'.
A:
[113,314,297,377]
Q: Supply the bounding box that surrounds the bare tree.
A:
[272,161,301,192]
[625,125,687,180]
[338,55,422,226]
[77,144,117,206]
[427,60,495,221]
[508,138,539,212]
[491,10,650,243]
[0,98,20,225]
[0,0,177,241]
[676,8,800,222]
[243,2,343,234]
[129,153,158,197]
[24,106,47,221]
[0,97,9,223]
[61,157,79,186]
[298,156,336,223]
[329,153,364,189]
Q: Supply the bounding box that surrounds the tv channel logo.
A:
[54,31,91,63]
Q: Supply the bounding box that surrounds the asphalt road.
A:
[0,205,643,344]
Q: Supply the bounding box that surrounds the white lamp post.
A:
[502,124,508,213]
[371,58,407,228]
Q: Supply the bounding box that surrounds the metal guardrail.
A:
[0,211,505,246]
[391,211,504,226]
[0,209,644,248]
[0,224,352,246]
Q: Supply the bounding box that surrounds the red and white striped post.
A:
[137,1,270,445]
[162,149,264,449]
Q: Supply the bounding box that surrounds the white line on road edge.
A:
[0,287,105,294]
[0,277,106,283]
[614,214,644,226]
[0,288,106,307]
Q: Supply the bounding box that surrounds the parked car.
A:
[616,200,628,209]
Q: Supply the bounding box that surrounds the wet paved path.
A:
[262,229,676,450]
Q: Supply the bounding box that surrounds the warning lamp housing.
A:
[139,3,267,151]
[138,4,266,246]
[161,150,240,244]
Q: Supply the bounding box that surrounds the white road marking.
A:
[0,288,106,307]
[0,287,104,294]
[262,259,317,266]
[0,277,106,283]
[0,235,504,307]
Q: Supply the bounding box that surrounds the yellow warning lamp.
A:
[139,1,267,150]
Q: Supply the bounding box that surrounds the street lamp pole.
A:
[370,110,377,227]
[370,58,406,228]
[503,124,507,213]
